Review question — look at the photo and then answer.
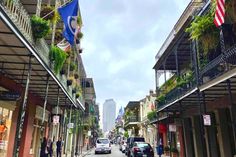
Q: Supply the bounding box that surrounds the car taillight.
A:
[133,147,140,152]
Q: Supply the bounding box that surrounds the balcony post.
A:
[174,47,179,76]
[36,0,42,17]
[179,101,186,157]
[13,56,32,157]
[192,40,200,85]
[65,103,73,157]
[227,79,236,152]
[164,59,167,83]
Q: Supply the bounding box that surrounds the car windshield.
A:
[97,139,109,144]
[134,138,145,142]
[137,143,150,147]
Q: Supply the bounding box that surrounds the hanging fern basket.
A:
[31,15,51,39]
[49,46,68,74]
[40,6,54,21]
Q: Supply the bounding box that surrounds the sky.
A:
[79,0,191,116]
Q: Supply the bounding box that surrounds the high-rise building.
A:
[103,99,116,132]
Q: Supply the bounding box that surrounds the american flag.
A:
[214,0,225,27]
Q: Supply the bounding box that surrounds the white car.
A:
[121,142,127,153]
[95,138,111,154]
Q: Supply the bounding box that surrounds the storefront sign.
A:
[67,123,74,128]
[0,91,20,101]
[35,106,49,122]
[53,115,60,125]
[203,114,211,126]
[169,124,177,132]
[88,130,91,136]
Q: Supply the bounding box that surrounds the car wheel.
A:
[109,150,111,154]
[95,151,97,154]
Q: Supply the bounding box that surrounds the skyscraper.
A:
[103,99,116,132]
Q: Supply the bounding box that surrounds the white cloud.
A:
[80,0,191,122]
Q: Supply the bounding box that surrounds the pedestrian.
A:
[47,138,53,157]
[56,137,62,157]
[40,137,48,157]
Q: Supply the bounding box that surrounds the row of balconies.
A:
[154,0,236,111]
[0,0,94,109]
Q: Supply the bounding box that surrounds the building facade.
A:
[0,0,96,157]
[103,99,116,133]
[153,0,236,157]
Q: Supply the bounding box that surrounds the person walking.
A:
[56,137,62,157]
[40,137,48,157]
[47,139,53,157]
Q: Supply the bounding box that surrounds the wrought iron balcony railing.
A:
[1,0,33,43]
[125,116,140,126]
[200,44,236,84]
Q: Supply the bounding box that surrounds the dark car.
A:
[126,137,145,157]
[130,142,154,157]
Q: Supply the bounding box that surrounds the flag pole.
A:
[41,1,70,19]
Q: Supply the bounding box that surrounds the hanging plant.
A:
[79,49,83,54]
[55,29,63,43]
[186,13,220,55]
[49,46,68,74]
[77,16,82,27]
[76,92,80,98]
[40,6,54,21]
[67,78,73,86]
[72,88,77,94]
[74,73,79,79]
[52,10,60,23]
[76,32,83,40]
[31,15,51,39]
[225,0,236,23]
[70,62,77,71]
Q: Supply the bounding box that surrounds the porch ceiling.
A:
[0,18,74,108]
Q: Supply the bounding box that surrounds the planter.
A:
[76,93,80,98]
[55,29,63,43]
[74,73,79,79]
[60,69,65,75]
[67,79,73,86]
[49,46,67,74]
[72,88,77,94]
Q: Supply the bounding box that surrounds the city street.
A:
[85,145,126,157]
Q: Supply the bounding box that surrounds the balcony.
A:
[124,116,140,128]
[157,72,197,111]
[0,0,85,109]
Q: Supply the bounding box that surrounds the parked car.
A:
[126,137,145,157]
[95,138,111,154]
[130,142,154,157]
[121,142,127,153]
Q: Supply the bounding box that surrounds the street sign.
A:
[88,130,91,136]
[203,114,211,126]
[53,115,60,125]
[169,124,177,132]
[0,91,20,101]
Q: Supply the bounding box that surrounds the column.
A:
[216,109,232,157]
[206,113,220,157]
[183,118,194,157]
[192,116,205,157]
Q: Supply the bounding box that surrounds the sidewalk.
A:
[61,147,94,157]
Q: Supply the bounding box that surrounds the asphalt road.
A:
[85,145,126,157]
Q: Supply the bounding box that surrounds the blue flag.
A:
[58,0,79,45]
